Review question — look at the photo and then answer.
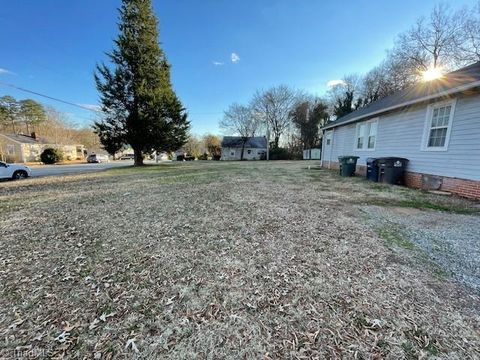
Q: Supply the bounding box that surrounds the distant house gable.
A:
[0,133,50,145]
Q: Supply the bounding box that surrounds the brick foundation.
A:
[323,161,480,200]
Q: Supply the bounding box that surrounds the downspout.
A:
[320,129,325,167]
[328,128,335,169]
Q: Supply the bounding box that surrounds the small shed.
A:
[303,148,321,160]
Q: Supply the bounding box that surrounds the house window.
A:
[325,131,333,146]
[7,144,15,155]
[423,101,455,150]
[367,122,377,149]
[230,151,235,156]
[247,149,252,154]
[355,119,378,150]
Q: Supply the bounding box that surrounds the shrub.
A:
[197,153,208,160]
[269,147,292,160]
[40,148,64,164]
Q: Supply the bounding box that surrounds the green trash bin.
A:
[338,156,359,177]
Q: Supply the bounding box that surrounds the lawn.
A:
[1,161,479,359]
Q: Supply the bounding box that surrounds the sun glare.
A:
[422,67,444,81]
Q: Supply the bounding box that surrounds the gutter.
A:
[322,80,480,130]
[0,133,22,145]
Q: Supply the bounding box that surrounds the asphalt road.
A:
[29,161,134,177]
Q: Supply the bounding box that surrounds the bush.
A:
[269,147,295,160]
[197,153,208,160]
[40,148,64,164]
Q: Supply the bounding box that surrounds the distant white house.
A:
[0,133,85,163]
[221,136,267,161]
[321,61,480,199]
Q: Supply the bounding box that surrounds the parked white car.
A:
[0,161,32,180]
[87,154,110,163]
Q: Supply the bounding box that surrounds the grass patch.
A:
[376,224,450,281]
[377,225,416,250]
[361,196,479,215]
[398,198,479,214]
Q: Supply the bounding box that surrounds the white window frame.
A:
[354,118,378,151]
[325,130,333,146]
[421,99,456,152]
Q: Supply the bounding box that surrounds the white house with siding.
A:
[0,133,85,163]
[221,136,267,161]
[321,61,480,199]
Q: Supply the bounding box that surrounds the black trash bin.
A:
[366,158,379,182]
[377,157,409,185]
[338,156,359,177]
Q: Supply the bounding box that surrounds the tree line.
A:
[220,86,330,159]
[219,2,480,157]
[0,95,47,134]
[0,95,101,151]
[331,3,480,118]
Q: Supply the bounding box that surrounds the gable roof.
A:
[0,133,51,144]
[323,61,480,130]
[221,136,267,148]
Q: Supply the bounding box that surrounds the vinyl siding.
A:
[322,93,480,181]
[221,147,266,160]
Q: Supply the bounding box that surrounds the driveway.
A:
[29,161,134,177]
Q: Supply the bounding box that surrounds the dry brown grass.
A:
[1,161,479,359]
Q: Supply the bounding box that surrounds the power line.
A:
[0,80,224,116]
[0,80,101,113]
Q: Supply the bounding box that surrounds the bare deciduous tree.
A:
[220,103,260,160]
[456,2,480,63]
[391,3,467,74]
[251,85,298,148]
[326,74,362,118]
[184,135,205,158]
[203,134,221,158]
[290,98,329,150]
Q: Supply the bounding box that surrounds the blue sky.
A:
[0,0,476,134]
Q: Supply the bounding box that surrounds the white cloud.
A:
[0,68,13,75]
[79,103,102,112]
[231,52,240,64]
[327,79,346,87]
[213,61,224,66]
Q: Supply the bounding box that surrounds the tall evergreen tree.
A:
[18,99,46,133]
[94,0,189,165]
[0,96,19,133]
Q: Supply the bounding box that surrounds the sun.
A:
[422,67,444,81]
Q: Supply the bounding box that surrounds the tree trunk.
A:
[240,139,246,161]
[274,136,280,149]
[133,148,144,166]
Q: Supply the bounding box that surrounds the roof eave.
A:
[322,80,480,130]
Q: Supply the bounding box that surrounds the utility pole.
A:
[266,122,270,161]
